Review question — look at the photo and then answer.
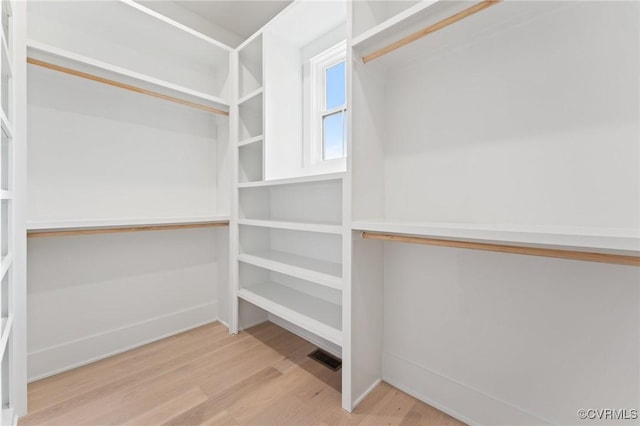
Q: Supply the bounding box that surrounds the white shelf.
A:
[27,216,230,231]
[352,220,640,255]
[238,250,342,290]
[237,171,345,189]
[352,0,544,71]
[238,281,342,346]
[238,87,263,105]
[0,314,13,362]
[238,135,264,148]
[26,41,231,112]
[0,252,12,281]
[0,110,12,140]
[120,0,233,52]
[0,190,11,200]
[352,0,441,48]
[1,31,12,78]
[238,219,342,235]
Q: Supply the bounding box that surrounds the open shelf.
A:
[238,135,263,148]
[352,220,640,255]
[27,0,232,100]
[352,1,550,70]
[0,110,11,140]
[352,0,437,46]
[238,281,342,345]
[27,41,230,114]
[237,171,345,188]
[0,252,11,281]
[238,33,263,99]
[238,219,342,235]
[0,314,12,361]
[238,87,263,106]
[238,249,342,290]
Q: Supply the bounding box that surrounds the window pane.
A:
[325,61,345,110]
[323,111,345,160]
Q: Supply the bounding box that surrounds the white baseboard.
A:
[27,302,218,382]
[352,377,382,409]
[268,314,341,358]
[382,352,552,426]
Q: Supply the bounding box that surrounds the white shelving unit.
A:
[27,0,232,102]
[23,0,232,391]
[26,41,230,114]
[0,0,23,422]
[231,2,352,410]
[349,0,640,424]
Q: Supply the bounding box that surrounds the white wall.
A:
[382,242,639,425]
[379,1,639,228]
[26,227,225,381]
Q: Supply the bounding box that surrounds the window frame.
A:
[304,41,347,170]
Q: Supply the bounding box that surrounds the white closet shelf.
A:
[0,190,12,200]
[0,253,12,281]
[0,110,13,139]
[120,0,233,52]
[237,171,345,188]
[352,0,441,47]
[238,219,343,235]
[26,41,231,112]
[352,220,640,255]
[238,281,342,346]
[353,0,532,68]
[0,314,13,361]
[238,135,264,147]
[238,87,264,105]
[1,32,13,77]
[238,250,342,290]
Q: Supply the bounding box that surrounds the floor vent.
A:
[308,349,342,371]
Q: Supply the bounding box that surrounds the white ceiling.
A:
[178,0,293,39]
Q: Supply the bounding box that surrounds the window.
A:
[304,41,347,170]
[321,60,346,160]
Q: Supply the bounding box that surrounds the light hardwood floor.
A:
[20,322,466,426]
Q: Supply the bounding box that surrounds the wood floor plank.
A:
[20,322,467,426]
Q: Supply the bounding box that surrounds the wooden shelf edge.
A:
[27,221,230,238]
[361,231,640,267]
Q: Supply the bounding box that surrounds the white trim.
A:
[27,303,219,382]
[383,352,554,426]
[304,41,347,170]
[352,378,382,409]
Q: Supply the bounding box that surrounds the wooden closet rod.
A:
[361,232,640,266]
[27,222,229,238]
[362,0,502,64]
[26,57,229,116]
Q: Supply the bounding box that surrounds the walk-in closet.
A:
[0,0,638,425]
